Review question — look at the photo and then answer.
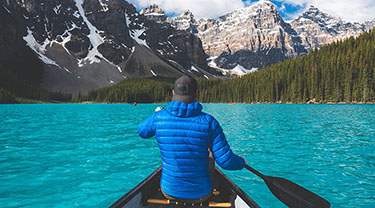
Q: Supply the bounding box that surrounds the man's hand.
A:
[239,155,247,165]
[155,107,164,112]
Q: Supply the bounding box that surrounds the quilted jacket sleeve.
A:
[210,117,245,170]
[138,113,156,138]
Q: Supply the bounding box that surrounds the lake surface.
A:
[0,104,374,207]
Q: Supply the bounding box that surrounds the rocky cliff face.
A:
[0,3,44,85]
[173,0,306,71]
[171,10,198,34]
[290,5,367,51]
[139,4,170,23]
[0,0,217,95]
[172,0,374,75]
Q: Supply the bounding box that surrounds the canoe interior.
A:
[110,166,260,208]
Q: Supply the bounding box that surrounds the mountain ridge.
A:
[0,0,220,96]
[1,0,374,97]
[83,29,375,103]
[167,1,375,75]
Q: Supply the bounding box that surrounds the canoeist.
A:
[138,75,246,204]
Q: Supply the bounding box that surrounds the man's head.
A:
[172,75,198,104]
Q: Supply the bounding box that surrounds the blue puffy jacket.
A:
[138,101,245,199]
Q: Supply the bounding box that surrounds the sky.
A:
[127,0,375,23]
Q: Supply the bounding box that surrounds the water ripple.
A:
[0,104,374,207]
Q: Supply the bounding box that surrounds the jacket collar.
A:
[167,101,203,117]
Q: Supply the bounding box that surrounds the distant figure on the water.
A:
[133,102,137,106]
[138,75,246,203]
[155,106,164,112]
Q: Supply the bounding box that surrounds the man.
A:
[138,75,246,203]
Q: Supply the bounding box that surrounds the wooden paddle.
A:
[245,164,330,208]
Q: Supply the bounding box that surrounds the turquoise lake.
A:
[0,104,374,207]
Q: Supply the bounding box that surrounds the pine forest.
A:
[84,29,375,103]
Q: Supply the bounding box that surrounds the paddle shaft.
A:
[245,164,266,180]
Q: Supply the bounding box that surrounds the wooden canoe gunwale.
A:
[110,166,260,208]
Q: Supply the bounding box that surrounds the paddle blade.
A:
[264,176,330,208]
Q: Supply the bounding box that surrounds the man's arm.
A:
[210,118,245,170]
[138,113,156,138]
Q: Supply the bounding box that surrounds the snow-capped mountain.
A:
[0,0,219,95]
[290,5,368,51]
[173,0,306,72]
[172,0,374,76]
[171,10,199,34]
[2,0,374,89]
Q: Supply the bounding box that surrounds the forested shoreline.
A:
[82,29,375,104]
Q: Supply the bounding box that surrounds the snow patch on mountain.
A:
[207,57,257,76]
[125,11,131,27]
[47,22,81,56]
[150,70,157,76]
[144,12,165,16]
[231,65,258,76]
[75,0,106,66]
[73,10,80,18]
[125,9,149,48]
[191,65,199,72]
[23,27,60,67]
[2,4,11,13]
[98,0,109,12]
[131,29,149,48]
[53,5,61,14]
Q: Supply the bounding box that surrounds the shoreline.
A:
[1,101,375,105]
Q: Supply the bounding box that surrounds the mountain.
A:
[139,4,171,23]
[0,0,219,95]
[290,5,367,51]
[173,0,307,73]
[1,0,374,98]
[172,0,374,75]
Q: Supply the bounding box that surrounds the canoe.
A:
[110,166,260,208]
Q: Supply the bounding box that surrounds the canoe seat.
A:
[147,199,231,207]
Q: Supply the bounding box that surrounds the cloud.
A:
[127,0,254,19]
[275,0,375,22]
[278,4,286,12]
